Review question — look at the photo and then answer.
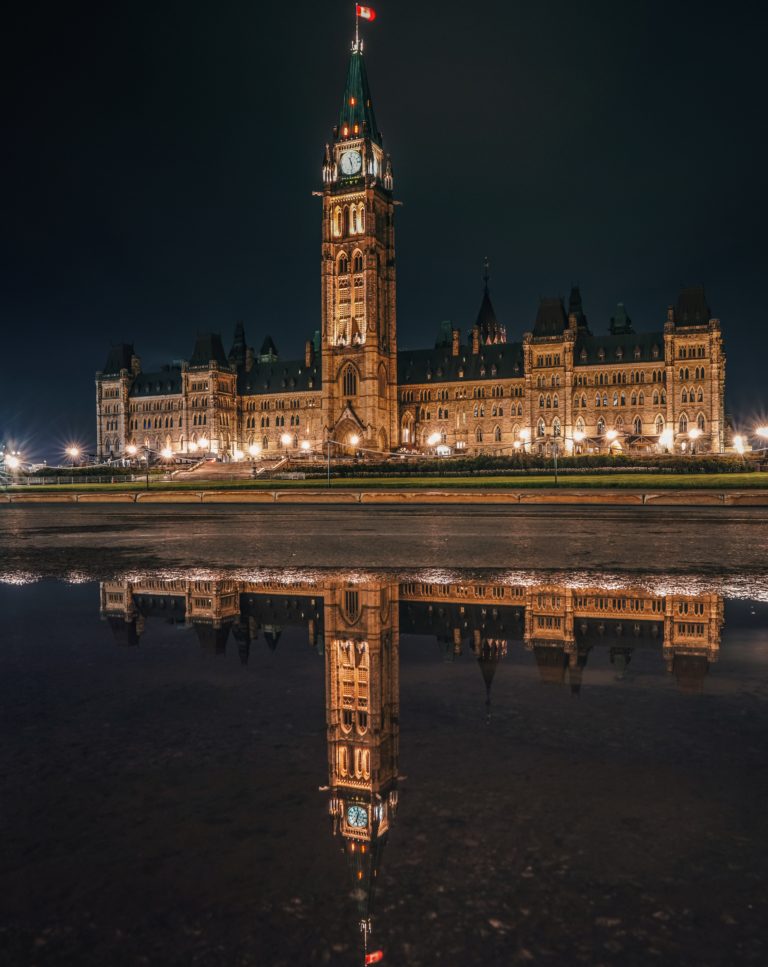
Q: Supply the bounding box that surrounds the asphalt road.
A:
[2,504,768,578]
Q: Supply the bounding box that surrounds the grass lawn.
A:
[5,472,768,492]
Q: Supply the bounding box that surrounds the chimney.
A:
[451,328,460,357]
[305,340,314,368]
[245,346,255,372]
[471,325,480,355]
[130,354,141,375]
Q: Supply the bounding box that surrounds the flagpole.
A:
[355,7,359,48]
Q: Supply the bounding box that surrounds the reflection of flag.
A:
[364,953,384,965]
[356,4,377,20]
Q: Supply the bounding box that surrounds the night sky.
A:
[4,0,767,460]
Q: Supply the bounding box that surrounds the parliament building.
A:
[95,37,726,461]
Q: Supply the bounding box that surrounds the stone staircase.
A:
[172,457,286,482]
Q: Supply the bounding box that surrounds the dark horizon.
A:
[4,0,768,461]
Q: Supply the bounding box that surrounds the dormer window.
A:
[616,347,623,360]
[651,344,659,359]
[580,348,588,362]
[598,348,605,361]
[634,346,641,360]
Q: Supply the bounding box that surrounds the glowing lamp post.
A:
[247,442,261,458]
[426,432,441,452]
[5,454,21,471]
[280,433,293,449]
[519,428,531,453]
[688,427,702,454]
[300,439,311,453]
[733,434,745,457]
[66,446,81,466]
[659,428,674,453]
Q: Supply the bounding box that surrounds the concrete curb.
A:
[3,488,768,506]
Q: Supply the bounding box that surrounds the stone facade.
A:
[95,41,726,461]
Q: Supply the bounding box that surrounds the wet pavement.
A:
[2,512,768,965]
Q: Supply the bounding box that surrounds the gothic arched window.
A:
[338,252,348,274]
[352,251,363,273]
[342,365,357,397]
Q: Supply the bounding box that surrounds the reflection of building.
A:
[101,574,725,693]
[324,581,399,963]
[96,27,726,461]
[99,573,725,959]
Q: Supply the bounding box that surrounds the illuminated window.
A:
[342,365,357,397]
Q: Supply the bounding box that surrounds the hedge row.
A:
[289,454,753,477]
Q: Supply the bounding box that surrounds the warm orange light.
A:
[343,126,349,136]
[365,953,384,965]
[349,96,356,105]
[358,871,363,880]
[353,123,359,133]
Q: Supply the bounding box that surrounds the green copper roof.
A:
[337,46,381,145]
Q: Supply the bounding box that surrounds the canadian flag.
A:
[356,4,377,21]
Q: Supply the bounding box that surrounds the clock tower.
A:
[320,36,397,454]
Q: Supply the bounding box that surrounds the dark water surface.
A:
[3,557,768,966]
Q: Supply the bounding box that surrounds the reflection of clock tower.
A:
[320,35,398,453]
[324,578,400,959]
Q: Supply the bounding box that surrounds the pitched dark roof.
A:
[101,343,134,375]
[574,331,664,366]
[337,46,381,145]
[237,357,322,396]
[397,342,524,385]
[475,285,506,344]
[675,285,711,326]
[189,332,230,368]
[129,366,183,397]
[533,298,567,337]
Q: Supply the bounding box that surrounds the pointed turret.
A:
[474,259,506,345]
[609,303,634,336]
[568,284,590,333]
[337,42,381,145]
[229,321,247,368]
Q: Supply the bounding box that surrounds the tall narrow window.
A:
[342,365,357,397]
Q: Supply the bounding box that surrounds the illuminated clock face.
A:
[346,804,368,828]
[340,150,362,176]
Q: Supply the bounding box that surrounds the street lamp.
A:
[66,445,81,466]
[733,434,746,456]
[659,428,674,452]
[300,439,311,452]
[198,436,209,451]
[247,442,261,458]
[688,427,702,454]
[280,432,293,449]
[5,454,21,471]
[126,444,138,457]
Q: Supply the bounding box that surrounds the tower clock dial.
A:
[346,804,369,828]
[340,149,362,176]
